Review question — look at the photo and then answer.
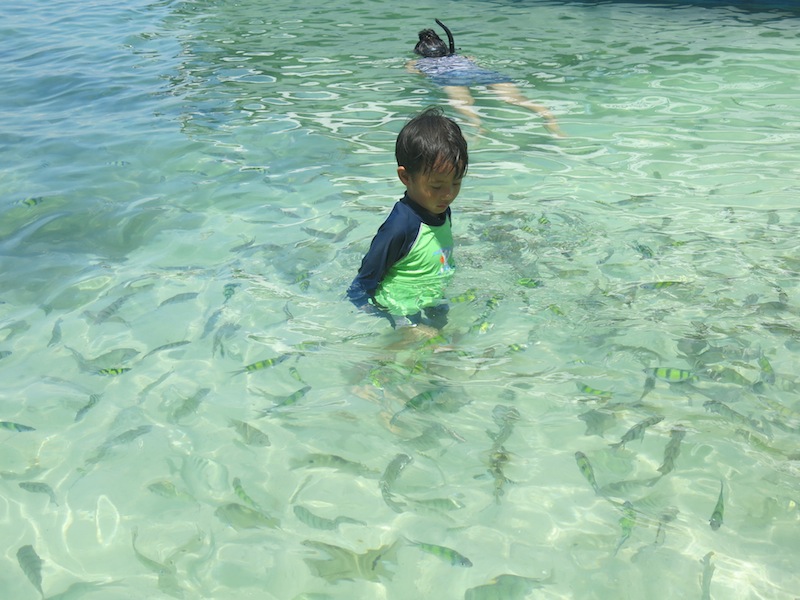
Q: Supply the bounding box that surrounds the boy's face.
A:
[398,164,463,216]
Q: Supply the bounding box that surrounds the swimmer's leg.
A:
[489,82,564,137]
[442,85,482,130]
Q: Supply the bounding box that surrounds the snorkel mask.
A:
[414,18,456,58]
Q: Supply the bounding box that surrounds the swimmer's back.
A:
[416,55,513,87]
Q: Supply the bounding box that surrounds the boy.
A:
[347,106,468,329]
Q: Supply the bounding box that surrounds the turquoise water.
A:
[2,0,800,598]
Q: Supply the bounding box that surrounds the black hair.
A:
[413,19,455,58]
[414,29,448,58]
[395,106,468,179]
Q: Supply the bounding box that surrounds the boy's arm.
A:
[347,216,410,310]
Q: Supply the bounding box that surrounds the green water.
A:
[1,0,799,598]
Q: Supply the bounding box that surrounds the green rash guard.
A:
[347,193,455,317]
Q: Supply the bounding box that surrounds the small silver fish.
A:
[85,425,152,465]
[657,427,686,475]
[212,322,240,358]
[379,454,413,513]
[131,527,184,598]
[84,294,132,325]
[293,505,365,531]
[215,502,279,530]
[610,415,664,450]
[16,544,44,597]
[48,318,63,347]
[231,477,261,509]
[700,551,715,600]
[142,340,191,360]
[200,307,224,339]
[613,501,637,555]
[19,481,58,506]
[169,388,210,423]
[465,572,553,599]
[406,539,472,567]
[229,419,271,446]
[0,420,36,432]
[75,394,101,422]
[289,453,379,477]
[709,481,724,530]
[158,292,199,307]
[147,480,194,502]
[138,370,173,403]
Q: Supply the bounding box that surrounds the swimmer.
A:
[409,19,563,137]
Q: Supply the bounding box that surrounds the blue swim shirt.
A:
[416,55,513,87]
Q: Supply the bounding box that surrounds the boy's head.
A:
[395,106,468,180]
[414,28,449,58]
[395,107,468,215]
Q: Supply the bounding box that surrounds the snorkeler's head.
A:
[414,28,449,58]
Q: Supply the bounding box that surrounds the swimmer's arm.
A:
[405,59,420,74]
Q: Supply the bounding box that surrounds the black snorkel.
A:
[435,19,455,56]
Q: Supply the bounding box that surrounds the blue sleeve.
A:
[347,203,419,309]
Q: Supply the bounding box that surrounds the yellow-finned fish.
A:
[450,289,477,304]
[574,451,600,494]
[709,482,724,530]
[234,353,292,375]
[576,382,613,399]
[647,367,697,383]
[96,367,131,376]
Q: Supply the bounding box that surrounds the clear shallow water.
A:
[1,0,799,598]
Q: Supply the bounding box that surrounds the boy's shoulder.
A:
[377,198,421,233]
